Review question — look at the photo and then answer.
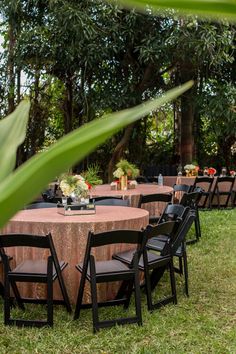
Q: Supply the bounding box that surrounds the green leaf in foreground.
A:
[0,100,30,183]
[110,0,236,21]
[0,81,193,229]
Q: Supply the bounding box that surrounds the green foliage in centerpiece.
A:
[81,164,103,187]
[59,174,89,198]
[113,159,139,179]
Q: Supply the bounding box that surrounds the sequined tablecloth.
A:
[1,206,149,304]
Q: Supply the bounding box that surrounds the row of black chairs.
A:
[0,203,196,332]
[194,176,235,209]
[73,203,197,332]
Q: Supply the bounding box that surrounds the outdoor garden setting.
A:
[0,0,236,353]
[0,209,235,353]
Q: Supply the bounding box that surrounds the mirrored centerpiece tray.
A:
[57,202,96,216]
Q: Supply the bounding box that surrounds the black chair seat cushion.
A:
[11,260,66,279]
[113,249,171,271]
[147,238,182,256]
[76,259,131,279]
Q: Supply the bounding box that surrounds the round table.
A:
[1,206,149,304]
[90,183,173,217]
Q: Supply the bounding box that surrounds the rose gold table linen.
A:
[1,206,149,305]
[90,183,173,218]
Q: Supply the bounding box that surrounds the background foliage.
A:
[0,0,235,178]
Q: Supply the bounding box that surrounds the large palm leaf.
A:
[0,82,193,228]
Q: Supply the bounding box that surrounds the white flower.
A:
[184,164,196,171]
[60,174,89,198]
[59,180,75,197]
[113,167,124,179]
[129,180,138,185]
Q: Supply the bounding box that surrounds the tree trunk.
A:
[180,92,194,166]
[63,77,73,134]
[16,66,21,104]
[107,123,135,182]
[179,62,196,166]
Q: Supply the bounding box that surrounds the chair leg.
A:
[4,275,11,325]
[10,281,25,310]
[0,281,4,299]
[150,266,166,291]
[183,251,189,297]
[196,209,201,239]
[169,260,177,305]
[47,257,53,327]
[74,271,87,320]
[133,257,142,325]
[90,258,99,333]
[144,266,153,311]
[123,280,134,309]
[56,268,72,313]
[178,257,183,275]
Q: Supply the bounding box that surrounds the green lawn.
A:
[0,209,235,354]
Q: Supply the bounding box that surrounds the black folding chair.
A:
[211,176,235,208]
[180,188,203,243]
[193,176,214,209]
[172,184,192,204]
[91,196,123,202]
[138,193,173,224]
[147,210,195,297]
[25,202,57,209]
[0,233,71,327]
[94,197,129,206]
[113,221,179,311]
[74,229,147,332]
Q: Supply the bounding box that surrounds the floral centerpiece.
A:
[112,159,139,190]
[230,170,236,177]
[184,164,199,177]
[59,166,102,203]
[59,174,90,202]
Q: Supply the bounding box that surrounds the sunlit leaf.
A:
[0,100,30,182]
[110,0,236,21]
[0,81,193,228]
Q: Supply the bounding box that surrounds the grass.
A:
[0,208,236,353]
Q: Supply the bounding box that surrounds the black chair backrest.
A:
[192,186,204,194]
[89,229,146,248]
[214,176,235,191]
[42,189,55,201]
[145,220,182,257]
[158,203,186,224]
[83,229,147,272]
[0,233,51,249]
[94,198,129,206]
[25,202,57,209]
[173,184,192,193]
[145,220,178,241]
[136,176,149,184]
[180,190,202,209]
[138,193,172,208]
[0,233,61,278]
[91,196,123,202]
[171,212,196,255]
[193,176,214,191]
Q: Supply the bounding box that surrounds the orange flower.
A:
[208,167,216,175]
